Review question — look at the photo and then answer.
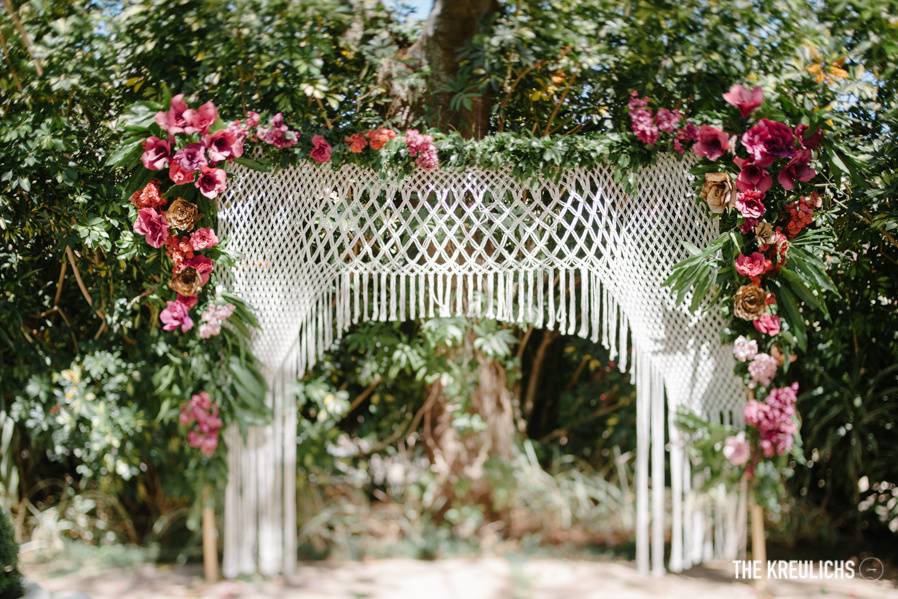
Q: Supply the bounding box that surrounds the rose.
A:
[129,180,167,210]
[189,227,219,251]
[691,125,729,161]
[155,94,191,135]
[753,313,781,336]
[204,129,241,163]
[699,172,736,214]
[169,266,203,296]
[309,135,332,164]
[733,284,768,320]
[141,136,171,171]
[741,119,795,167]
[734,252,772,279]
[344,133,367,153]
[733,157,772,193]
[133,207,169,248]
[165,197,200,231]
[723,432,750,466]
[722,84,764,118]
[160,299,194,333]
[777,148,816,190]
[735,189,766,219]
[169,161,194,185]
[183,101,218,135]
[173,142,208,173]
[196,167,227,199]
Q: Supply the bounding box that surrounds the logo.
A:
[858,558,884,580]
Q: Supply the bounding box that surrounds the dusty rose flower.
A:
[700,172,736,214]
[735,252,772,279]
[181,254,214,285]
[723,84,764,118]
[173,142,208,173]
[196,166,227,199]
[733,156,772,193]
[735,189,766,220]
[141,136,171,171]
[129,180,167,210]
[733,335,758,362]
[741,118,795,167]
[189,227,219,251]
[184,101,218,135]
[692,125,729,161]
[169,267,203,297]
[155,94,191,136]
[733,284,768,320]
[309,134,332,164]
[753,313,781,336]
[165,197,200,231]
[777,148,816,190]
[160,299,194,333]
[133,207,169,248]
[204,129,241,163]
[169,160,194,185]
[345,133,368,153]
[748,352,778,387]
[723,432,750,466]
[366,128,396,150]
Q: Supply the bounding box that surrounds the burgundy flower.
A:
[204,129,241,163]
[195,166,227,199]
[184,101,218,135]
[692,125,729,161]
[777,149,816,190]
[741,119,795,167]
[734,156,773,193]
[723,84,764,118]
[155,94,191,136]
[794,124,823,150]
[309,134,332,164]
[133,207,169,248]
[174,142,208,173]
[141,136,171,171]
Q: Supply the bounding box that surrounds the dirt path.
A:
[24,557,898,599]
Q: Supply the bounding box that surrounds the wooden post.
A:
[750,497,766,590]
[202,485,219,583]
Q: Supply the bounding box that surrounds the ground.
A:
[23,556,898,599]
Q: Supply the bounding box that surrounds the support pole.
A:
[750,496,766,591]
[203,485,219,583]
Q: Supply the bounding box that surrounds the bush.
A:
[0,508,22,599]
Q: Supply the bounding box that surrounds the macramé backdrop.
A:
[216,156,746,577]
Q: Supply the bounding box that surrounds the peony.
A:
[723,432,750,466]
[129,180,167,210]
[181,254,214,285]
[169,160,194,185]
[345,133,368,153]
[741,119,795,167]
[155,94,191,136]
[748,352,778,387]
[367,127,396,150]
[184,101,218,135]
[733,284,768,320]
[165,197,200,231]
[733,335,758,362]
[173,142,207,173]
[189,227,219,251]
[133,207,169,248]
[692,125,729,161]
[733,156,772,193]
[735,189,766,220]
[309,134,332,164]
[723,84,764,118]
[735,252,772,279]
[196,166,227,199]
[700,172,736,214]
[141,136,171,171]
[160,299,194,333]
[204,129,241,163]
[777,148,816,190]
[753,313,781,336]
[169,266,203,297]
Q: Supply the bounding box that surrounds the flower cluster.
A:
[179,391,223,456]
[627,91,698,154]
[198,303,235,339]
[743,383,799,458]
[404,129,440,170]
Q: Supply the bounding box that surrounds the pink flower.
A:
[627,95,659,146]
[673,122,698,154]
[404,129,434,157]
[198,302,235,339]
[735,252,772,279]
[181,391,223,456]
[181,254,214,285]
[748,352,778,387]
[155,94,191,136]
[173,142,208,173]
[723,84,764,118]
[735,189,766,219]
[745,383,799,457]
[258,113,298,149]
[692,125,729,161]
[733,335,758,362]
[309,134,332,164]
[733,156,772,193]
[777,149,816,190]
[133,207,169,248]
[245,111,261,128]
[655,108,681,133]
[160,299,194,333]
[416,148,439,170]
[741,119,795,167]
[141,136,171,171]
[723,432,750,466]
[189,227,219,251]
[204,129,241,163]
[183,101,218,135]
[753,314,781,336]
[195,166,227,199]
[169,160,194,185]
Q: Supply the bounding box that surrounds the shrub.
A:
[0,508,22,599]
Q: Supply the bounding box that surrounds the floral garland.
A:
[635,85,832,509]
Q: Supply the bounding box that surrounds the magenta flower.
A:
[777,149,816,190]
[745,383,799,457]
[133,207,169,248]
[196,166,227,199]
[404,129,434,156]
[692,125,729,161]
[160,299,194,333]
[141,136,171,171]
[741,119,795,167]
[309,134,332,164]
[753,314,781,336]
[735,252,772,279]
[180,391,223,456]
[184,101,218,135]
[245,111,261,128]
[723,84,764,118]
[181,254,214,285]
[735,189,766,220]
[155,94,191,136]
[723,433,750,466]
[173,142,208,173]
[205,129,241,163]
[673,122,698,154]
[189,227,219,251]
[733,156,773,193]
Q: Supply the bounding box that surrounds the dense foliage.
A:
[0,508,22,599]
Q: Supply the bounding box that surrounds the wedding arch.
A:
[216,157,747,577]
